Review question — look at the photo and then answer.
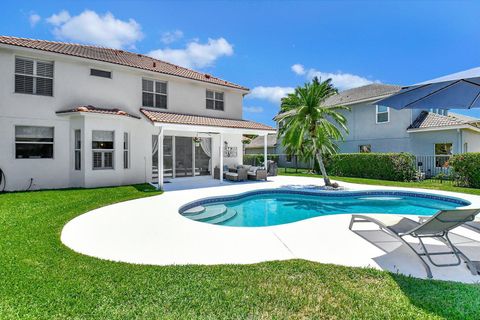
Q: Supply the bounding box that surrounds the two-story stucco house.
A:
[0,36,275,191]
[277,83,480,174]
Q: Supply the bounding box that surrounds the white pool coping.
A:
[61,176,480,283]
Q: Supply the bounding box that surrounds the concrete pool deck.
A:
[61,176,480,283]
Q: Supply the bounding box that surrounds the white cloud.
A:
[291,63,305,75]
[29,13,41,27]
[161,30,184,44]
[46,10,70,26]
[244,106,264,113]
[248,86,295,103]
[46,10,143,49]
[147,38,233,69]
[306,69,375,90]
[291,64,377,90]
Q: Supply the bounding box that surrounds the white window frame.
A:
[434,143,453,168]
[123,132,130,169]
[376,105,390,124]
[14,125,54,159]
[142,78,168,109]
[206,89,225,111]
[74,129,81,170]
[14,56,54,96]
[92,130,115,170]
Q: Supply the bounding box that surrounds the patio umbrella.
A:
[376,67,480,110]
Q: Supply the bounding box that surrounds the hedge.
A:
[326,153,416,182]
[244,154,279,166]
[450,153,480,188]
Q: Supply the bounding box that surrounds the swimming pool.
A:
[179,189,470,227]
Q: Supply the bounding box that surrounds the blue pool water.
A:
[179,190,470,227]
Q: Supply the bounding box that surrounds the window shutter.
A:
[15,58,34,75]
[15,75,34,94]
[142,79,154,92]
[36,61,54,78]
[36,78,53,96]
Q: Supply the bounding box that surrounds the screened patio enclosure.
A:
[140,109,276,190]
[152,135,212,181]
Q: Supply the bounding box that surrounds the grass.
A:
[1,184,480,319]
[279,168,480,196]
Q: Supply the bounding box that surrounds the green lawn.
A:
[279,168,480,196]
[1,184,480,319]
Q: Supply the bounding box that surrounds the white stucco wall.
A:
[0,45,249,191]
[463,130,480,153]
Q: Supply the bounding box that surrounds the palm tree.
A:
[276,77,349,186]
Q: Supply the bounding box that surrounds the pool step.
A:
[183,206,206,216]
[207,208,237,224]
[188,204,227,221]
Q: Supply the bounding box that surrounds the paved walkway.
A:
[61,176,480,283]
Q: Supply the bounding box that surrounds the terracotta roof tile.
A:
[140,109,275,131]
[56,105,140,119]
[408,111,479,130]
[0,36,248,91]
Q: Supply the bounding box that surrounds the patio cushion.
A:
[225,172,238,177]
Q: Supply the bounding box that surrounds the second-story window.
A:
[90,68,112,79]
[15,57,54,96]
[376,105,389,123]
[142,79,167,109]
[206,90,224,111]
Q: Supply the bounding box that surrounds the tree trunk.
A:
[315,152,331,186]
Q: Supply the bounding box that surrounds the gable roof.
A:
[408,111,480,131]
[140,109,275,131]
[0,36,248,91]
[323,83,402,107]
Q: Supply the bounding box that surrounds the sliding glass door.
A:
[175,137,193,177]
[153,135,212,179]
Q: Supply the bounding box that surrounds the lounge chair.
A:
[465,218,480,233]
[349,209,480,278]
[419,216,480,234]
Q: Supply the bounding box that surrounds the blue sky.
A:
[2,1,480,125]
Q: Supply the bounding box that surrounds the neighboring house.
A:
[277,83,480,174]
[244,135,277,154]
[0,36,275,191]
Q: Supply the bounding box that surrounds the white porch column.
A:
[219,133,224,181]
[157,127,164,190]
[264,134,268,171]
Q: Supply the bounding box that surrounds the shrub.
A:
[244,154,279,166]
[326,153,416,181]
[450,153,480,188]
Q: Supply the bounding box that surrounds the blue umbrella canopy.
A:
[377,67,480,110]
